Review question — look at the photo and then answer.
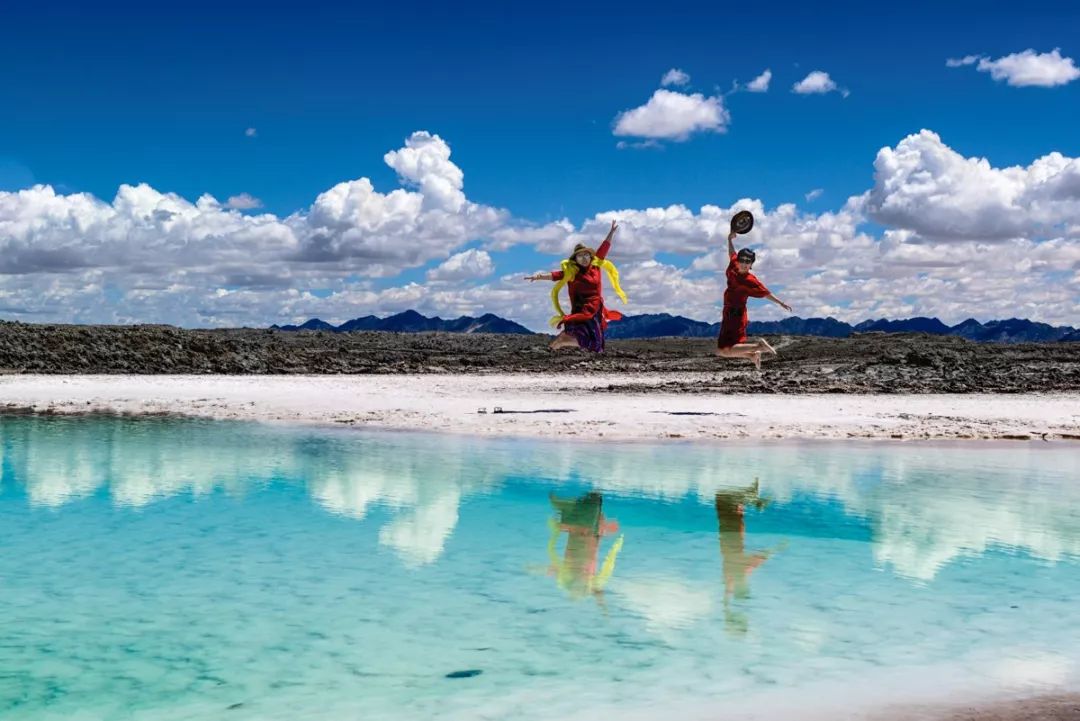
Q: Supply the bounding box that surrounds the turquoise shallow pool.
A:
[1,416,1079,720]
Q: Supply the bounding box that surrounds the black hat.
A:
[736,248,756,264]
[730,210,754,235]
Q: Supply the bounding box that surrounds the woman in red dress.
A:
[716,228,793,369]
[525,220,624,352]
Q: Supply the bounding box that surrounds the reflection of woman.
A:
[546,492,624,603]
[715,479,784,635]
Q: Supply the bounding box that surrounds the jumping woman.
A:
[716,213,793,370]
[524,220,627,352]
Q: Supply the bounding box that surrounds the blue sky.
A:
[2,1,1079,328]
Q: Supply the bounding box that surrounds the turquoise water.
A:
[1,416,1079,721]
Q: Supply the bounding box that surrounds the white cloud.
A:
[613,89,730,141]
[488,219,575,252]
[792,70,847,97]
[0,131,505,283]
[426,248,494,282]
[660,68,690,87]
[946,55,980,68]
[949,49,1080,87]
[0,131,509,325]
[863,129,1080,241]
[805,188,824,202]
[383,130,466,211]
[746,69,772,92]
[245,128,257,137]
[1,128,1078,329]
[226,193,263,210]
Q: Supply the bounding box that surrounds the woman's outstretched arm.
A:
[596,220,618,261]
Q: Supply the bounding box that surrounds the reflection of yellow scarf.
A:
[549,258,628,327]
[546,518,624,595]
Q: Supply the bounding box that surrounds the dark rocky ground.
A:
[0,321,1078,393]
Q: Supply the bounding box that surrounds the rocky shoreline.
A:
[0,321,1077,394]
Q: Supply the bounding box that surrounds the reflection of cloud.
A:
[378,488,462,566]
[6,426,106,506]
[5,417,1080,581]
[615,576,714,633]
[872,485,1080,581]
[4,417,497,566]
[303,439,498,565]
[307,462,412,520]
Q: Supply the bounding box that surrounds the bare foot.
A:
[751,351,762,371]
[758,338,777,356]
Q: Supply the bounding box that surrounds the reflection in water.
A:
[2,416,1079,581]
[3,416,1080,721]
[545,492,623,603]
[715,479,786,636]
[0,417,498,567]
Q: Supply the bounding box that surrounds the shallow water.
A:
[1,416,1078,720]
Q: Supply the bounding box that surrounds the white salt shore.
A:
[1,374,1077,442]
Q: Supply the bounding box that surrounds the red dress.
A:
[551,239,623,328]
[717,252,771,348]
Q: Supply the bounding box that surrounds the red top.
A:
[724,252,771,308]
[551,238,622,326]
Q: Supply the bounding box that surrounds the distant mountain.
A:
[854,317,953,335]
[747,316,853,338]
[272,310,1077,343]
[335,315,383,332]
[949,318,986,340]
[607,314,854,339]
[273,318,337,332]
[970,319,1074,343]
[606,313,717,339]
[272,311,534,335]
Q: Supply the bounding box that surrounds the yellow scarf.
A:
[549,257,628,327]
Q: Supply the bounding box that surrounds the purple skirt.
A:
[563,309,606,353]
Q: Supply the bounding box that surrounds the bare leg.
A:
[715,344,763,370]
[550,332,579,351]
[755,337,777,356]
[715,343,761,358]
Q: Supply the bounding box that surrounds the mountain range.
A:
[272,311,1080,343]
[607,314,1080,343]
[272,310,533,335]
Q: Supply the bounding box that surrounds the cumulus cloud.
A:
[426,248,494,282]
[862,129,1080,241]
[746,69,772,92]
[792,70,848,97]
[383,131,466,212]
[0,131,509,325]
[613,89,730,141]
[660,68,690,87]
[949,49,1080,87]
[226,193,263,210]
[1,128,1078,329]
